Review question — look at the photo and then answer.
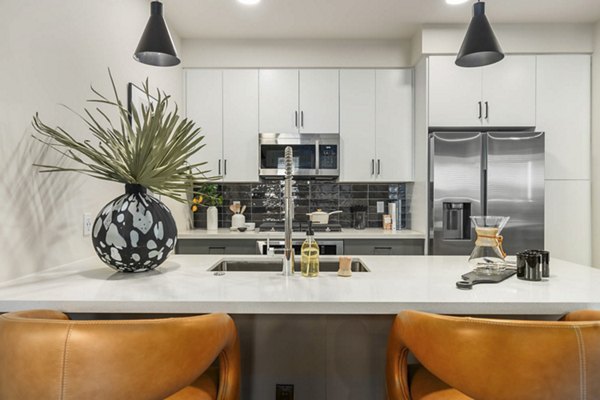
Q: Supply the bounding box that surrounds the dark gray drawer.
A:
[343,239,424,255]
[176,239,258,255]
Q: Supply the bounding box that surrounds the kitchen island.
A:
[1,255,598,399]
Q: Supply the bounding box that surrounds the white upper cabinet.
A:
[299,69,339,133]
[259,69,339,134]
[340,69,413,182]
[223,69,259,182]
[185,69,223,178]
[428,56,482,127]
[482,55,536,127]
[339,70,377,182]
[428,55,536,128]
[375,69,413,182]
[259,69,299,134]
[536,55,591,180]
[186,69,259,182]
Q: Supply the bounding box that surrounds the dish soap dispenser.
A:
[301,221,320,277]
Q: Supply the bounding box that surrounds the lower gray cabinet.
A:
[176,239,257,255]
[343,239,424,256]
[176,238,425,255]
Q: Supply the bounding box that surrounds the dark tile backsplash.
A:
[193,181,411,229]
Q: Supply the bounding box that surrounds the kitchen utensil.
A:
[468,216,510,274]
[456,269,516,290]
[241,205,246,215]
[306,209,342,224]
[229,204,237,214]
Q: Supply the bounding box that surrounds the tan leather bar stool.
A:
[0,310,240,400]
[386,310,600,400]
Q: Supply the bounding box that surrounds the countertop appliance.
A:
[259,133,339,178]
[429,131,544,256]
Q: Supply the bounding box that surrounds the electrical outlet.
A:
[377,201,385,213]
[275,384,294,400]
[83,213,92,236]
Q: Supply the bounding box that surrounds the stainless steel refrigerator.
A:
[429,131,545,256]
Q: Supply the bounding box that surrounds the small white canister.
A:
[232,213,246,229]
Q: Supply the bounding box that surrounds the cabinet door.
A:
[545,180,591,265]
[428,55,482,127]
[299,69,339,133]
[186,69,223,179]
[259,69,299,133]
[375,69,414,181]
[482,55,536,127]
[339,70,376,182]
[537,55,590,180]
[223,70,259,182]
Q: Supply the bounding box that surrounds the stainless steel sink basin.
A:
[209,258,370,273]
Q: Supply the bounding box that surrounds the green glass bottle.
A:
[301,221,320,277]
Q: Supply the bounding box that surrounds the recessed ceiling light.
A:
[446,0,469,4]
[238,0,261,5]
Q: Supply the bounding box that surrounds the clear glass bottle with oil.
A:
[301,222,319,277]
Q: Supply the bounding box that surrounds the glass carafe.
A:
[468,216,510,273]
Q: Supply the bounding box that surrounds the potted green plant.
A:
[191,183,223,231]
[32,71,215,272]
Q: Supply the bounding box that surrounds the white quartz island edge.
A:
[0,255,599,316]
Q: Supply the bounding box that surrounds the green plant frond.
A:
[31,69,216,203]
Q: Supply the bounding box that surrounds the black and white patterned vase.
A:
[91,184,177,272]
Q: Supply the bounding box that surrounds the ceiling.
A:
[165,0,600,40]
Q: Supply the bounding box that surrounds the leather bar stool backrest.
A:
[0,310,240,400]
[386,310,600,400]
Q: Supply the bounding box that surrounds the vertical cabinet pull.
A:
[224,159,227,175]
[218,159,221,175]
[485,101,489,119]
[371,159,375,175]
[301,111,304,128]
[294,111,298,127]
[478,101,482,119]
[377,159,381,175]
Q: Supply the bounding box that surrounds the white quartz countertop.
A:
[0,255,599,315]
[178,228,425,240]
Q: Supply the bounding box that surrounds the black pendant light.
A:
[134,1,181,67]
[455,1,504,68]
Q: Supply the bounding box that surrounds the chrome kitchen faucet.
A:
[282,146,295,276]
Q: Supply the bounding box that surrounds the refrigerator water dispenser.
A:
[443,202,471,240]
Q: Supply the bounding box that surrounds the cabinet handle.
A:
[377,159,381,175]
[478,101,482,119]
[218,159,221,175]
[224,159,227,175]
[301,111,304,128]
[485,101,489,119]
[371,159,375,175]
[295,111,298,127]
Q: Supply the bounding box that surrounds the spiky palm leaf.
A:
[32,70,216,203]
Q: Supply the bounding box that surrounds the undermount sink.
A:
[209,258,370,273]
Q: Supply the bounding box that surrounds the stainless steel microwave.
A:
[259,133,339,178]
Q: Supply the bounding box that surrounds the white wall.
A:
[592,22,600,267]
[182,39,412,68]
[0,0,183,281]
[419,23,594,55]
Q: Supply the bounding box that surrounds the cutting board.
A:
[456,269,516,290]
